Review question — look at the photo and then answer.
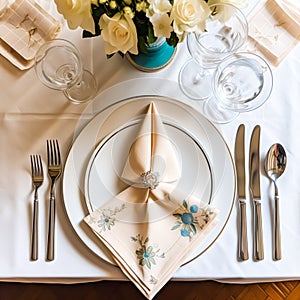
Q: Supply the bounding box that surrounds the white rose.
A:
[150,13,173,38]
[171,0,210,41]
[146,0,172,17]
[99,13,138,55]
[54,0,95,34]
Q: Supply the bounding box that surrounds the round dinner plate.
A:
[84,120,213,216]
[62,95,236,265]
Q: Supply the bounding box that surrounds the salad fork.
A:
[46,139,62,261]
[30,154,44,261]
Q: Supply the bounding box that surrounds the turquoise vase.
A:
[126,38,176,72]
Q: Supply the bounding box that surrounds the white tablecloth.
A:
[0,0,299,284]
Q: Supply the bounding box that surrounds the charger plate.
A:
[62,95,236,265]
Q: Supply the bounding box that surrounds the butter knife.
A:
[235,124,248,260]
[249,125,264,260]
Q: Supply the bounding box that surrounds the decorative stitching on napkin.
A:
[171,199,215,238]
[132,234,165,270]
[93,204,126,233]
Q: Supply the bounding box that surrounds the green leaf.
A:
[171,224,180,230]
[138,36,148,54]
[173,213,182,218]
[190,223,197,235]
[147,24,156,44]
[166,31,179,47]
[183,200,188,209]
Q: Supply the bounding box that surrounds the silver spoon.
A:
[264,143,287,260]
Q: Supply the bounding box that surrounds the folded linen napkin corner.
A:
[247,0,300,66]
[0,0,61,69]
[84,102,219,299]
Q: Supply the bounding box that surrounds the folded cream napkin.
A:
[276,0,300,24]
[84,103,218,299]
[0,0,61,69]
[247,0,300,66]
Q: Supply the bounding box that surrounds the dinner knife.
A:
[235,124,248,261]
[249,125,264,260]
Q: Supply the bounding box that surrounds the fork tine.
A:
[37,155,43,177]
[47,139,61,166]
[55,140,61,165]
[31,155,37,177]
[30,154,43,180]
[47,140,51,165]
[30,155,34,176]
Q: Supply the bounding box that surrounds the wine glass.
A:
[34,39,97,104]
[179,3,248,100]
[203,52,273,123]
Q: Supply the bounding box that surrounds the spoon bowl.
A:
[264,143,287,260]
[265,143,287,182]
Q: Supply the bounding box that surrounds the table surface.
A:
[0,280,300,299]
[0,0,300,287]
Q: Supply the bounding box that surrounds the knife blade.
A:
[235,124,248,260]
[249,125,264,260]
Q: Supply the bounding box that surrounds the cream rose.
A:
[171,0,210,41]
[54,0,96,34]
[99,13,138,55]
[147,0,172,16]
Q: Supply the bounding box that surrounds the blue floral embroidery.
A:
[171,200,212,237]
[131,234,165,270]
[97,204,126,232]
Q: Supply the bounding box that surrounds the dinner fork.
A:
[30,154,44,261]
[46,139,62,261]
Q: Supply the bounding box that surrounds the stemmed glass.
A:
[179,3,248,100]
[35,39,97,104]
[204,52,273,123]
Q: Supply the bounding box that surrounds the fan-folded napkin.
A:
[84,102,218,299]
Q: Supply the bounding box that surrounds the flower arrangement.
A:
[53,0,247,57]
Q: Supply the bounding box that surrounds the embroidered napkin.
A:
[0,0,61,69]
[247,0,300,66]
[84,103,218,299]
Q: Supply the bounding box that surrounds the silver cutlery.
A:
[265,143,287,260]
[30,154,44,261]
[235,124,248,261]
[249,125,264,260]
[46,140,62,261]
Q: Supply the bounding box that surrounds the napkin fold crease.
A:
[84,102,218,299]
